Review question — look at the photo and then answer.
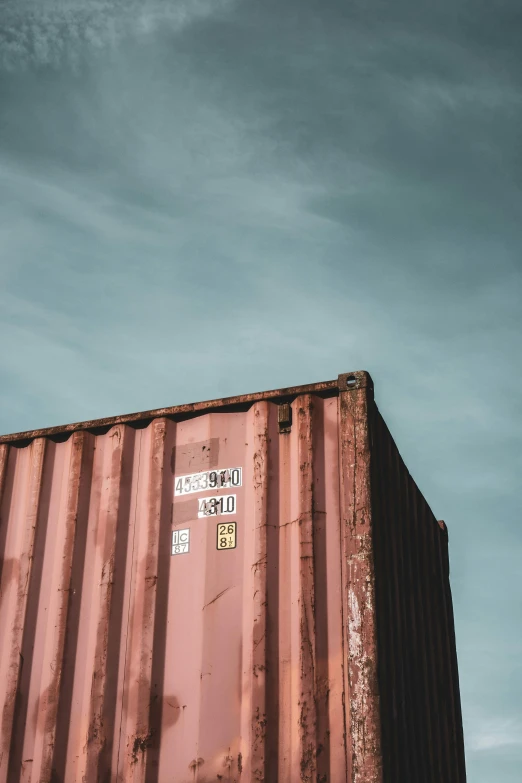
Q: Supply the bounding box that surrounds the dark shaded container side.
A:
[370,403,467,783]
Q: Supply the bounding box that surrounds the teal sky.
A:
[1,2,521,779]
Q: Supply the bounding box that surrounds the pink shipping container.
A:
[0,371,466,783]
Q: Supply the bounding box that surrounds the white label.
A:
[198,494,236,518]
[172,528,190,555]
[174,467,242,497]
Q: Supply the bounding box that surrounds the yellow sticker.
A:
[217,521,237,550]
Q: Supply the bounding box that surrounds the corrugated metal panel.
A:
[0,372,466,783]
[370,405,467,783]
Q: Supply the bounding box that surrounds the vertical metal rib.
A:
[51,432,96,783]
[264,402,281,782]
[311,397,332,783]
[68,424,135,783]
[117,419,167,782]
[296,395,317,783]
[0,444,8,512]
[38,432,92,782]
[0,444,11,590]
[239,401,269,780]
[277,409,293,783]
[0,438,47,783]
[145,419,178,783]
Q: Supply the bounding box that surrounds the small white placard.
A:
[172,528,190,555]
[197,494,236,518]
[174,467,242,496]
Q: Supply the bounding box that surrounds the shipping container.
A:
[0,371,466,783]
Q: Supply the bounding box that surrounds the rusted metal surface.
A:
[0,372,466,782]
[339,375,382,783]
[0,380,339,446]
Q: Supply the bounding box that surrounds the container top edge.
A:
[0,371,372,446]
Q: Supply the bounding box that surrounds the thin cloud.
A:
[0,0,235,70]
[469,717,522,751]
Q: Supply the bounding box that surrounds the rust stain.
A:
[85,426,132,782]
[0,558,20,595]
[296,396,318,783]
[202,587,233,611]
[340,377,383,783]
[131,732,154,764]
[172,438,220,475]
[244,402,269,781]
[162,696,181,729]
[172,497,199,525]
[0,380,338,445]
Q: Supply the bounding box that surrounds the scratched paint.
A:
[0,373,466,782]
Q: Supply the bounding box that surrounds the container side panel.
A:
[371,422,412,783]
[158,410,250,782]
[440,522,467,779]
[10,435,88,783]
[0,390,369,783]
[157,417,209,782]
[370,406,466,783]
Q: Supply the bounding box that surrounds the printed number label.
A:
[217,522,237,550]
[172,528,190,555]
[174,467,242,496]
[198,494,236,518]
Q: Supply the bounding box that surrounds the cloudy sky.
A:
[1,0,521,778]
